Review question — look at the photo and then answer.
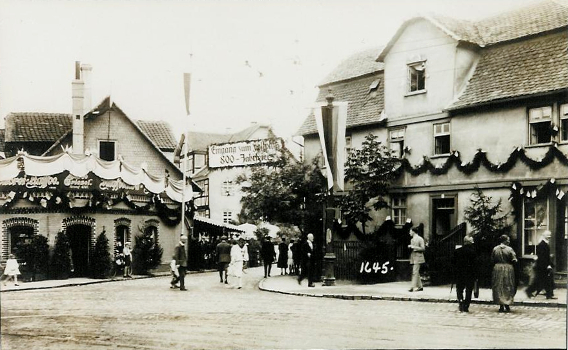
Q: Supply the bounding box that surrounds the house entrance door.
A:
[67,224,91,277]
[556,202,567,273]
[432,196,457,237]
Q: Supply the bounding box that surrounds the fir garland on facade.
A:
[397,145,568,177]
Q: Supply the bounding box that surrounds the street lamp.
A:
[317,90,347,286]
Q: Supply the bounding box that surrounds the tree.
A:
[340,134,400,235]
[132,230,163,275]
[50,231,72,279]
[464,187,511,286]
[91,230,112,278]
[236,152,325,235]
[19,235,50,281]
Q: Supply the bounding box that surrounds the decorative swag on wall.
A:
[395,145,568,176]
[0,152,198,226]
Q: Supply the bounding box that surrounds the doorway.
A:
[556,202,567,273]
[432,196,457,237]
[67,224,91,277]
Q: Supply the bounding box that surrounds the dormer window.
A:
[408,61,426,93]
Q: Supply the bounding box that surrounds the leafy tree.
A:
[19,235,50,281]
[464,187,511,286]
[340,134,400,235]
[132,230,163,275]
[236,152,325,235]
[50,231,72,279]
[91,230,112,278]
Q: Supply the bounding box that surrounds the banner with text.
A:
[208,138,284,168]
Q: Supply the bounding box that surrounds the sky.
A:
[0,0,536,140]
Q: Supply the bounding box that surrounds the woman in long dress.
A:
[491,234,518,313]
[229,239,244,289]
[277,238,288,275]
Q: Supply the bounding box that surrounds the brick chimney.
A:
[72,61,91,155]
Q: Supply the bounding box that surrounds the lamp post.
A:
[321,91,337,286]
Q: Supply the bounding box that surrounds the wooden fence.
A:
[332,240,367,280]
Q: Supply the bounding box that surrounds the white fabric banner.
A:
[0,156,21,181]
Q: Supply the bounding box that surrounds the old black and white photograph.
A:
[0,0,566,349]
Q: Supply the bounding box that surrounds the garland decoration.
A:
[508,178,567,220]
[396,145,568,177]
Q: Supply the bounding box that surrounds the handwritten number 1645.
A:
[360,261,391,274]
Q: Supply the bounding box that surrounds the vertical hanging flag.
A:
[314,97,348,191]
[184,73,191,116]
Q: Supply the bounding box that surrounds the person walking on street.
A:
[123,242,132,278]
[261,235,276,278]
[1,254,21,286]
[526,230,556,299]
[492,234,517,312]
[216,236,231,284]
[297,233,315,287]
[287,239,295,275]
[169,256,180,289]
[408,227,425,292]
[452,236,477,312]
[229,239,244,289]
[242,240,249,271]
[171,235,188,291]
[278,237,289,275]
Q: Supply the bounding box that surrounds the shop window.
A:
[391,196,407,225]
[561,103,568,142]
[523,196,548,255]
[115,225,130,253]
[223,211,232,224]
[222,180,235,196]
[144,225,159,244]
[529,106,552,145]
[434,122,450,155]
[408,61,426,93]
[389,128,405,158]
[99,140,116,161]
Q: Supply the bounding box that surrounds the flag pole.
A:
[181,72,192,238]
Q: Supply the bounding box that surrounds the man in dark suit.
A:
[216,236,231,284]
[452,235,477,312]
[297,233,315,287]
[171,235,188,291]
[261,235,276,278]
[526,230,556,299]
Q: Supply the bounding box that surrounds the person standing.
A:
[452,236,477,312]
[526,230,556,299]
[1,254,21,286]
[287,239,295,275]
[241,240,249,271]
[261,235,276,278]
[230,239,244,289]
[171,235,188,291]
[278,237,289,275]
[216,236,231,284]
[298,233,315,287]
[408,227,425,292]
[123,242,132,278]
[492,234,518,312]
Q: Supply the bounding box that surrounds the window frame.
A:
[389,128,406,158]
[522,195,549,256]
[433,122,451,156]
[391,196,407,226]
[223,211,233,224]
[407,61,426,94]
[560,103,568,143]
[221,180,235,196]
[528,106,553,146]
[99,140,117,161]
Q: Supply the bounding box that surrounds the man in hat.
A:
[261,235,276,278]
[172,235,188,291]
[216,236,231,284]
[408,227,425,292]
[526,230,556,299]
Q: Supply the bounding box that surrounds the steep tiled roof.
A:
[186,132,231,152]
[136,120,178,151]
[5,112,71,143]
[297,73,384,136]
[449,30,568,110]
[476,0,568,45]
[319,47,384,86]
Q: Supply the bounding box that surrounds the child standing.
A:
[2,254,21,286]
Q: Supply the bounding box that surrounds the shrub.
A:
[19,235,50,281]
[132,230,163,275]
[91,230,112,278]
[50,231,72,279]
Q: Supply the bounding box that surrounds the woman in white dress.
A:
[2,254,21,286]
[229,239,244,289]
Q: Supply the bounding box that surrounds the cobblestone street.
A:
[1,267,566,349]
